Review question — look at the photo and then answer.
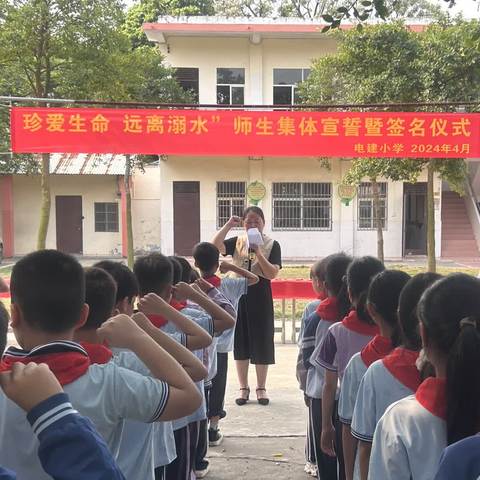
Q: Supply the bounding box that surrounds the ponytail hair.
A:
[367,270,411,346]
[419,274,480,445]
[347,256,385,325]
[398,273,442,351]
[325,253,353,321]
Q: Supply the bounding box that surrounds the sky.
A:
[436,0,480,18]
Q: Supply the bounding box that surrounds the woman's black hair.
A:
[243,206,265,223]
[367,270,411,346]
[419,274,480,445]
[168,257,182,285]
[311,254,338,283]
[347,256,385,324]
[324,253,353,321]
[398,273,442,351]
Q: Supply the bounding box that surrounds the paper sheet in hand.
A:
[247,228,264,248]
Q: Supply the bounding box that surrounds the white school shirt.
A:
[113,343,183,475]
[368,379,447,480]
[0,346,169,480]
[351,358,417,443]
[298,299,322,347]
[217,277,248,353]
[306,317,337,399]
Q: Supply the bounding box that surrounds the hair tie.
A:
[460,317,478,329]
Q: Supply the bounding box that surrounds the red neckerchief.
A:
[416,377,447,420]
[204,275,222,288]
[0,341,90,386]
[341,310,379,336]
[316,297,339,322]
[80,342,113,364]
[360,335,393,367]
[382,347,422,392]
[147,314,168,328]
[170,299,187,311]
[317,291,327,301]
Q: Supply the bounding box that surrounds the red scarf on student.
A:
[341,310,379,336]
[317,291,327,301]
[415,377,447,420]
[204,275,222,288]
[360,335,393,368]
[80,342,113,364]
[382,348,422,392]
[316,297,339,322]
[0,342,92,386]
[147,299,187,328]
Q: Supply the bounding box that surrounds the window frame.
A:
[271,182,332,231]
[357,182,388,231]
[216,68,245,105]
[94,202,119,233]
[175,67,199,103]
[216,181,247,229]
[273,68,310,105]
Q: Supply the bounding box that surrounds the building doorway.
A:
[56,196,83,254]
[173,181,200,256]
[403,183,427,255]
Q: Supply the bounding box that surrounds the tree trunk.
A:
[125,155,134,269]
[371,179,384,262]
[36,153,51,250]
[427,161,436,273]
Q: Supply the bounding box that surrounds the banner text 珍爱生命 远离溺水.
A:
[10,107,480,158]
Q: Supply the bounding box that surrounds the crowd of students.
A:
[1,245,480,479]
[298,254,480,480]
[0,241,254,479]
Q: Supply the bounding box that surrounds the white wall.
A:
[13,175,122,256]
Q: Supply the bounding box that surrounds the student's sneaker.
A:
[208,427,224,447]
[195,460,210,478]
[304,462,317,477]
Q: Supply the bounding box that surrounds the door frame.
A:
[173,181,201,256]
[402,183,427,256]
[55,195,83,254]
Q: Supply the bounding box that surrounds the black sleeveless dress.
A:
[224,236,282,365]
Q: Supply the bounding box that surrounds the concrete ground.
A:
[206,344,309,480]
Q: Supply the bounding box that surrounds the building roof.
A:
[49,153,126,175]
[143,16,430,43]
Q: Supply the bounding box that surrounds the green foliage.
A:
[124,0,214,48]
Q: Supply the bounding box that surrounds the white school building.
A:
[1,17,479,261]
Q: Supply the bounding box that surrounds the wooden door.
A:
[403,183,427,255]
[173,182,200,256]
[56,196,83,254]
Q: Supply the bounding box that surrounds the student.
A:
[434,434,480,480]
[192,242,258,447]
[297,259,330,400]
[0,362,126,480]
[173,256,196,284]
[315,256,384,480]
[369,274,480,479]
[339,270,411,480]
[351,273,440,480]
[0,250,201,479]
[304,253,353,479]
[75,267,208,480]
[0,301,8,355]
[134,253,234,480]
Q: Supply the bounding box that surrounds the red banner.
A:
[10,107,480,158]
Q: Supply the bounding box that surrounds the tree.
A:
[124,0,214,48]
[301,23,425,261]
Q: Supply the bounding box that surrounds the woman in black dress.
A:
[212,206,282,405]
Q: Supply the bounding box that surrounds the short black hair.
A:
[134,253,173,296]
[93,260,139,304]
[10,250,85,333]
[193,242,219,273]
[243,206,265,223]
[0,301,9,355]
[83,267,117,330]
[173,256,194,284]
[169,257,182,285]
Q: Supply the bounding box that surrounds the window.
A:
[217,68,245,105]
[175,68,199,102]
[217,182,246,229]
[95,202,119,232]
[273,68,310,105]
[358,182,388,230]
[272,182,332,230]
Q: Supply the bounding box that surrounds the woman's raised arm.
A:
[212,216,241,255]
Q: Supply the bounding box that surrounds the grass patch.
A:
[0,265,12,278]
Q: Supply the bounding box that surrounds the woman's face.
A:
[243,212,264,232]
